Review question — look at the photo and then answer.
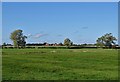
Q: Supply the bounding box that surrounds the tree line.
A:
[3,29,117,48]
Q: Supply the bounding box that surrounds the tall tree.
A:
[2,42,7,46]
[10,29,27,48]
[96,33,117,48]
[64,38,73,47]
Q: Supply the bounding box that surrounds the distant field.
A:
[2,49,118,80]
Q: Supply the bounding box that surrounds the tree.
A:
[10,29,27,48]
[96,33,117,48]
[58,43,63,46]
[64,38,73,47]
[2,42,7,46]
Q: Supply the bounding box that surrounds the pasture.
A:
[2,49,118,80]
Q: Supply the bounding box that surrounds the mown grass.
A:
[2,49,118,80]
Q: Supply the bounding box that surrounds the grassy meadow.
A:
[2,49,118,80]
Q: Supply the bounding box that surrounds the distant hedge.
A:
[2,46,120,49]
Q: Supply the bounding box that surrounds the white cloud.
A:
[34,33,48,38]
[26,33,48,39]
[27,34,32,38]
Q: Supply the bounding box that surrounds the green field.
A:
[2,49,118,80]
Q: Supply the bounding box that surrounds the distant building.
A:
[45,43,49,46]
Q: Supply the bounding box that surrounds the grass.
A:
[2,49,118,80]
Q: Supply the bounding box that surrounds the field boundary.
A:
[2,46,120,49]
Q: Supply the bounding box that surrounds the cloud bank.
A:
[26,33,48,39]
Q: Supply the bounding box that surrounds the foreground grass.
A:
[2,49,118,80]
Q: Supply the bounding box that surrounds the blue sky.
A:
[2,2,118,44]
[0,2,2,45]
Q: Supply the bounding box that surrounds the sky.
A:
[1,0,120,2]
[2,2,118,44]
[0,2,2,45]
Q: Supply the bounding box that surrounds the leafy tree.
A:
[64,38,73,47]
[10,29,27,48]
[58,43,63,46]
[2,42,7,46]
[96,33,117,48]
